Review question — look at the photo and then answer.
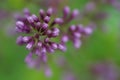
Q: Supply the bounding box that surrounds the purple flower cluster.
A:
[65,24,93,49]
[15,6,93,75]
[90,61,119,80]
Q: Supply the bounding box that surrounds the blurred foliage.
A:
[0,0,120,80]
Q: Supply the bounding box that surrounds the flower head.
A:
[15,6,93,76]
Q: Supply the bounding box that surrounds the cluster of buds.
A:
[61,24,93,49]
[15,6,93,76]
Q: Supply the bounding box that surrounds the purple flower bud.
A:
[26,41,34,50]
[31,14,39,22]
[57,43,66,52]
[84,27,93,35]
[76,24,84,32]
[71,9,79,19]
[25,53,36,68]
[35,48,41,56]
[63,6,70,17]
[52,27,60,33]
[69,25,76,31]
[23,8,31,17]
[73,32,81,38]
[44,16,50,23]
[44,38,50,43]
[39,9,45,19]
[35,22,41,29]
[46,30,52,36]
[15,27,22,32]
[25,52,32,63]
[22,36,31,42]
[37,41,42,47]
[41,46,47,54]
[49,42,58,49]
[51,28,60,37]
[27,16,34,23]
[41,51,47,62]
[73,39,81,48]
[16,36,24,45]
[46,8,53,16]
[41,23,48,30]
[61,35,69,43]
[44,67,52,77]
[54,18,63,24]
[16,21,24,29]
[46,45,55,53]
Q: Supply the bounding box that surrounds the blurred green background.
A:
[0,0,120,80]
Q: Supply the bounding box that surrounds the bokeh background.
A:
[0,0,120,80]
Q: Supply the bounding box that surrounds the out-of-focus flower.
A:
[61,72,77,80]
[0,10,10,21]
[55,56,78,80]
[84,2,96,12]
[90,61,119,80]
[39,0,68,13]
[93,0,120,10]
